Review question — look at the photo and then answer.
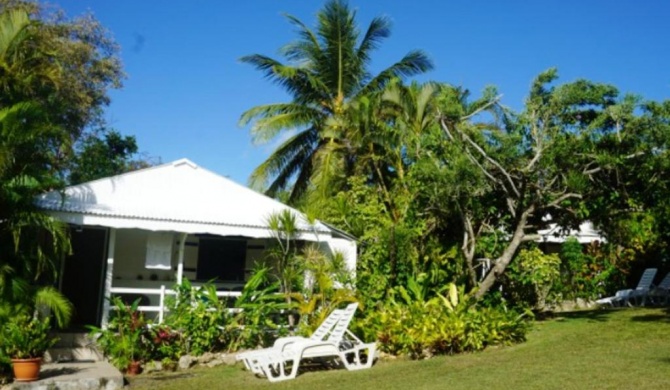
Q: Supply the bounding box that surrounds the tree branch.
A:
[460,95,503,121]
[439,116,520,197]
[547,193,582,208]
[521,234,541,242]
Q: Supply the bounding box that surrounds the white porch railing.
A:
[108,286,243,324]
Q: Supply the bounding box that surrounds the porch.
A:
[61,226,303,328]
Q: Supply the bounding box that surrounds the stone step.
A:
[51,333,95,349]
[6,361,123,390]
[44,347,103,363]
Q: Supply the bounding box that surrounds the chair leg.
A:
[260,353,301,382]
[340,343,376,370]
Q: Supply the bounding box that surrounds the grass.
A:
[128,308,670,389]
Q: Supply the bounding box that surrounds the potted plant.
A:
[0,315,58,382]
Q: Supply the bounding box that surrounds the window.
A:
[196,237,247,282]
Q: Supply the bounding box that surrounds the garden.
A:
[127,308,670,390]
[1,0,670,387]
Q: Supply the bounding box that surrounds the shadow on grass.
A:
[141,373,198,381]
[629,312,670,323]
[547,309,618,323]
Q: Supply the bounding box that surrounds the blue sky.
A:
[56,0,670,185]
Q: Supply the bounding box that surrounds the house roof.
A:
[36,158,339,240]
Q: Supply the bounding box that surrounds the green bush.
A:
[504,248,561,310]
[164,279,231,355]
[227,267,291,351]
[359,284,531,359]
[88,297,152,371]
[0,315,58,359]
[551,238,617,301]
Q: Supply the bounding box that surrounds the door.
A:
[60,227,108,328]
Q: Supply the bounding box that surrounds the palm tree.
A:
[0,8,60,105]
[0,100,73,326]
[240,0,433,201]
[0,8,72,329]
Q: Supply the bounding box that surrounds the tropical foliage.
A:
[89,263,351,370]
[0,2,124,378]
[4,0,670,377]
[242,0,670,360]
[0,1,122,294]
[240,0,433,201]
[88,297,151,371]
[359,284,530,358]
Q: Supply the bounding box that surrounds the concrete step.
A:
[44,347,103,363]
[5,361,123,390]
[51,333,95,348]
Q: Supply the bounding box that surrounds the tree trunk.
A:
[461,215,478,288]
[388,224,397,288]
[474,206,534,300]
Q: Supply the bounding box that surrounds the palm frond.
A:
[316,0,362,97]
[248,128,318,194]
[266,141,317,200]
[280,14,322,64]
[356,15,391,63]
[34,286,73,328]
[239,103,323,144]
[359,50,433,96]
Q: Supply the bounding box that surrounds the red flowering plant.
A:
[88,297,152,372]
[148,324,183,365]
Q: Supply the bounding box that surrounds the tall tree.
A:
[0,0,123,174]
[240,0,432,201]
[412,84,511,288]
[438,69,623,299]
[0,2,121,333]
[581,98,670,270]
[68,128,152,185]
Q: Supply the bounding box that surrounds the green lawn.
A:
[129,308,670,389]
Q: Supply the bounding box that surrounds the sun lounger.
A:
[596,268,657,307]
[255,305,375,382]
[237,303,358,375]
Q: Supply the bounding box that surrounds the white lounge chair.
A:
[596,268,657,307]
[649,272,670,305]
[255,304,376,382]
[237,303,358,375]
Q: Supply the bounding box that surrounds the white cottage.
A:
[36,158,356,328]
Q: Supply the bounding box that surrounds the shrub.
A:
[504,248,561,310]
[359,284,531,359]
[551,238,618,302]
[227,267,290,351]
[292,245,358,337]
[88,297,152,371]
[146,324,183,363]
[164,279,231,355]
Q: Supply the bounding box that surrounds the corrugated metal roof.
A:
[35,158,334,237]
